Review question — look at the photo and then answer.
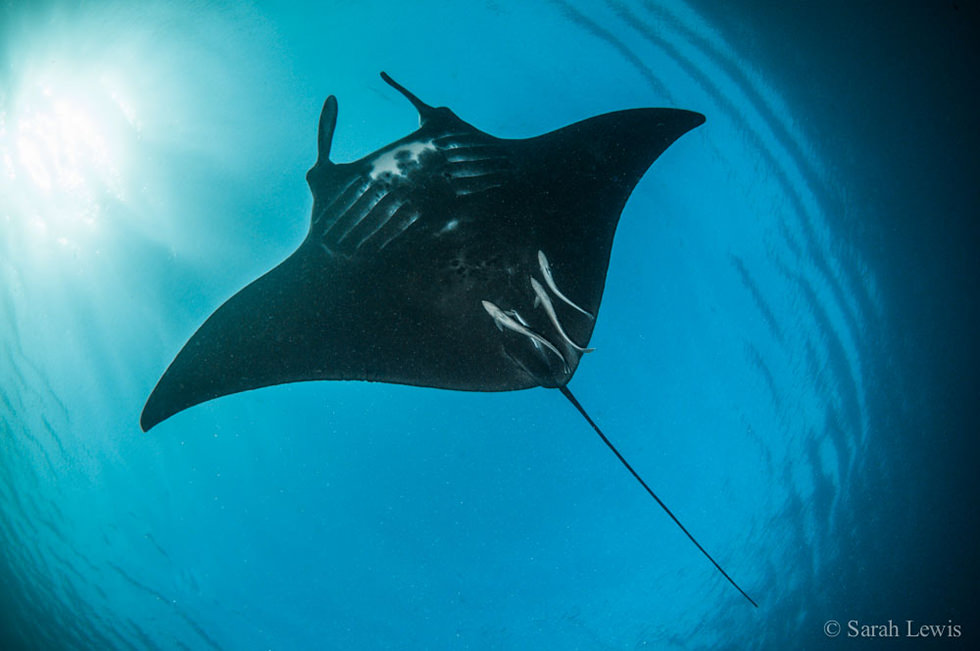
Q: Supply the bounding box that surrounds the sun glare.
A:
[0,1,290,274]
[0,64,139,253]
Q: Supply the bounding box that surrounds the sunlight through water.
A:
[1,64,137,253]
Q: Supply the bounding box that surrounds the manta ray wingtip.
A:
[139,400,159,432]
[684,109,707,130]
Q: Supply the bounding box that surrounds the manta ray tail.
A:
[559,385,758,608]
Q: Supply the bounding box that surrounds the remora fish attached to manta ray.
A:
[141,72,757,607]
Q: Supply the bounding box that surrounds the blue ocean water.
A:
[1,0,977,648]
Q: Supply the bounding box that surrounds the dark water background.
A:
[1,1,977,648]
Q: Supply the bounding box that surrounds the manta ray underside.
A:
[141,72,756,606]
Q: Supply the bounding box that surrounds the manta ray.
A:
[141,72,756,607]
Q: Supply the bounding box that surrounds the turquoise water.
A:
[1,1,977,648]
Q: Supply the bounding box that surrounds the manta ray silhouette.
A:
[141,72,756,607]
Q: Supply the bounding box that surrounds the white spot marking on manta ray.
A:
[369,139,436,181]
